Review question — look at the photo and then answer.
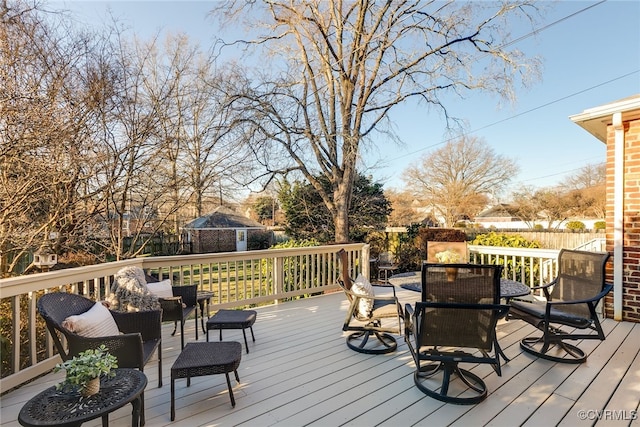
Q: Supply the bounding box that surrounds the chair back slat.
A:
[551,249,610,317]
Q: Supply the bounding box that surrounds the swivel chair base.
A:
[520,335,587,364]
[414,362,487,405]
[346,331,397,354]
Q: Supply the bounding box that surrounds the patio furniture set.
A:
[27,269,257,425]
[21,248,611,423]
[338,248,613,404]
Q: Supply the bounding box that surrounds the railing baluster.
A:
[0,243,401,390]
[12,295,20,376]
[28,292,37,366]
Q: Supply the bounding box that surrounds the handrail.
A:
[573,238,606,252]
[0,243,575,393]
[0,243,368,393]
[468,245,560,288]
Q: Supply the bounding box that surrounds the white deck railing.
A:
[0,243,369,393]
[468,245,560,288]
[0,243,561,393]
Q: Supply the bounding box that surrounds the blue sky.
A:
[56,1,640,196]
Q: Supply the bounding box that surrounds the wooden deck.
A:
[2,288,639,427]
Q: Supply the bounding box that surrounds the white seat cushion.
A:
[62,302,120,337]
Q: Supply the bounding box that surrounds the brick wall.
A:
[192,229,236,253]
[605,118,640,322]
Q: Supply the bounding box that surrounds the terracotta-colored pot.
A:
[80,377,100,397]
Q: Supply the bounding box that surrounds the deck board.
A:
[1,289,639,427]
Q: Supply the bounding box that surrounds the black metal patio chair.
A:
[404,263,509,404]
[337,249,403,354]
[509,249,612,363]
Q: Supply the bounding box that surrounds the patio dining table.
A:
[388,271,531,301]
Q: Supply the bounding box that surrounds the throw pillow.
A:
[351,274,374,317]
[62,302,120,337]
[146,279,173,299]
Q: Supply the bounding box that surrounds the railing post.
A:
[273,255,284,304]
[362,244,371,279]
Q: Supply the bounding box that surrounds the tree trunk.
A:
[333,171,355,243]
[334,207,349,243]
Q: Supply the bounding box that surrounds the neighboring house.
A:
[571,94,640,322]
[181,206,272,253]
[473,204,529,229]
[473,204,602,230]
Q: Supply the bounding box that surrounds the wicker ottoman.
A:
[206,309,257,354]
[170,341,242,421]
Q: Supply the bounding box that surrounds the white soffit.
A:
[570,94,640,142]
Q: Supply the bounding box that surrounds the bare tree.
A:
[1,2,251,269]
[142,34,246,227]
[216,0,543,242]
[386,190,423,227]
[564,162,606,190]
[403,136,518,227]
[512,181,605,230]
[0,1,109,274]
[563,162,606,218]
[509,186,540,228]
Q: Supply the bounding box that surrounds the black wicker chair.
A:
[404,263,508,404]
[509,249,612,364]
[37,292,162,425]
[154,283,198,350]
[336,249,403,354]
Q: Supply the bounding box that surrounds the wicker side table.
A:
[196,291,214,333]
[18,368,147,427]
[170,341,242,421]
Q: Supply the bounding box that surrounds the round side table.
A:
[18,368,147,427]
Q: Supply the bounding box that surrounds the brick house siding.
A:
[189,229,272,253]
[606,119,640,321]
[572,95,640,322]
[181,206,273,254]
[191,229,237,253]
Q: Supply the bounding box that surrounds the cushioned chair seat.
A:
[371,300,401,317]
[510,300,593,329]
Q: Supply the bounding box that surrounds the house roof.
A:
[475,204,519,219]
[183,206,266,229]
[570,94,640,142]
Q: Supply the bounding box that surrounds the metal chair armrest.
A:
[546,283,613,307]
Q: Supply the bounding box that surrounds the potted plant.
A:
[54,345,118,397]
[435,249,463,282]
